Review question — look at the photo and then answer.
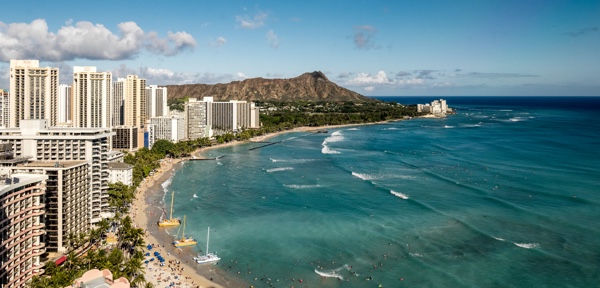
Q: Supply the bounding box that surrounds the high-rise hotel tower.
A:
[72,67,112,128]
[9,60,59,128]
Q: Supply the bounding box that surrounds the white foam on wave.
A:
[270,158,317,163]
[383,127,399,130]
[193,194,198,198]
[321,145,340,154]
[409,252,423,257]
[323,131,344,144]
[514,242,539,249]
[284,184,322,189]
[492,236,505,241]
[352,172,379,180]
[266,167,294,173]
[390,190,409,199]
[314,264,351,280]
[161,177,173,193]
[347,128,360,131]
[509,117,526,122]
[444,125,455,129]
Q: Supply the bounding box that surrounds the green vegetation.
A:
[167,96,188,112]
[257,100,419,130]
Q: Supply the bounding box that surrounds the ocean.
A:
[163,96,600,287]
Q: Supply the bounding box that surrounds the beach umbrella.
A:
[144,260,149,264]
[147,245,152,250]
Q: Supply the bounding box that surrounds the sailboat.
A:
[194,227,221,264]
[172,215,197,247]
[158,191,180,227]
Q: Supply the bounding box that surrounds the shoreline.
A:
[131,120,406,287]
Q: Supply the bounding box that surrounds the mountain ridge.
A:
[164,71,373,102]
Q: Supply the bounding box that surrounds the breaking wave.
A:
[322,145,340,154]
[314,264,351,280]
[352,172,379,180]
[323,131,344,144]
[390,190,409,199]
[514,242,539,249]
[284,184,322,189]
[266,167,294,173]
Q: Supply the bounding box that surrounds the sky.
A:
[0,0,599,96]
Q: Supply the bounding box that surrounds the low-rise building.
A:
[70,269,130,288]
[107,162,133,186]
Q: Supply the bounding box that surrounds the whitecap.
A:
[444,125,454,129]
[284,184,322,189]
[314,264,351,280]
[347,128,360,131]
[390,190,409,199]
[351,172,378,180]
[492,236,505,241]
[514,242,539,249]
[322,131,344,144]
[321,145,340,154]
[193,194,198,198]
[266,167,294,173]
[409,252,423,257]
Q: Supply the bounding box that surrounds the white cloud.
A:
[236,12,268,30]
[347,70,390,85]
[363,86,375,92]
[0,19,196,61]
[266,30,279,48]
[216,36,227,46]
[236,72,249,78]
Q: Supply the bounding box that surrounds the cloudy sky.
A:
[1,0,598,96]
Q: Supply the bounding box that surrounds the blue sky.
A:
[1,0,598,96]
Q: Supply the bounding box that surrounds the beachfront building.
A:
[417,99,449,115]
[0,171,47,288]
[70,269,130,288]
[57,84,71,126]
[9,60,59,128]
[0,89,9,128]
[145,85,168,118]
[208,98,260,135]
[150,115,186,142]
[184,98,210,140]
[112,126,139,151]
[0,119,114,224]
[72,67,112,129]
[11,161,89,254]
[113,76,146,150]
[107,162,133,186]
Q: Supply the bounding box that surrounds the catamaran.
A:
[173,215,197,247]
[194,227,221,264]
[158,191,180,227]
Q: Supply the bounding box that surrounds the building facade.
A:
[0,172,47,288]
[57,84,71,126]
[9,60,59,128]
[184,98,209,139]
[107,162,133,186]
[11,161,89,254]
[112,126,139,151]
[0,120,114,224]
[150,116,185,142]
[72,67,112,128]
[0,89,9,128]
[145,85,168,118]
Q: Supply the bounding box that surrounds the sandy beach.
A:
[129,122,402,288]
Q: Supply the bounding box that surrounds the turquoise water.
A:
[165,97,600,287]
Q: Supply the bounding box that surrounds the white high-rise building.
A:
[0,119,114,224]
[0,89,9,128]
[184,98,209,139]
[150,115,186,142]
[122,75,147,128]
[58,84,71,125]
[146,85,168,118]
[72,67,112,128]
[9,60,59,128]
[112,80,124,127]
